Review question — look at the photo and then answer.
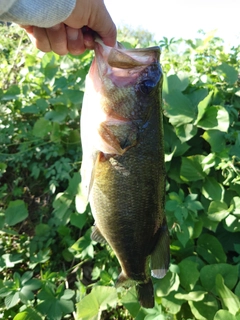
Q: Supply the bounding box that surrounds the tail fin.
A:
[136,279,154,309]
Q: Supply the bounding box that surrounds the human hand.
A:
[21,0,116,55]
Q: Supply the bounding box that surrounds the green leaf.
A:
[37,286,74,320]
[197,234,226,264]
[180,155,207,182]
[224,214,240,232]
[202,177,225,201]
[175,123,198,142]
[5,200,28,226]
[189,293,218,320]
[217,62,238,85]
[178,259,200,291]
[175,291,206,301]
[5,291,20,309]
[176,223,190,247]
[202,130,226,153]
[2,85,20,101]
[0,162,7,177]
[121,287,140,317]
[215,274,240,315]
[197,105,229,132]
[76,286,118,319]
[70,211,88,229]
[45,105,68,123]
[195,91,213,123]
[164,74,189,93]
[231,197,240,216]
[161,291,183,314]
[207,201,229,221]
[63,89,83,104]
[32,118,52,138]
[214,310,240,320]
[71,229,94,259]
[155,270,180,297]
[164,90,195,127]
[13,307,43,320]
[200,264,239,294]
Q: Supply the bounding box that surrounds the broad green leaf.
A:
[195,91,213,123]
[197,105,229,132]
[175,123,197,142]
[71,229,94,259]
[235,282,240,297]
[175,291,206,301]
[121,287,140,317]
[21,105,39,114]
[200,264,239,293]
[77,286,117,319]
[176,223,190,247]
[215,274,240,315]
[202,130,225,153]
[231,197,240,216]
[178,259,200,291]
[202,177,225,201]
[5,291,20,309]
[217,62,238,85]
[13,307,43,320]
[207,201,229,221]
[155,270,180,297]
[63,89,83,104]
[45,105,68,123]
[197,234,226,264]
[37,286,74,320]
[70,211,88,229]
[214,310,240,320]
[32,118,52,138]
[164,90,195,126]
[2,85,20,101]
[189,293,218,320]
[180,155,207,182]
[161,291,183,314]
[224,214,240,232]
[187,88,208,108]
[5,200,28,226]
[0,253,23,270]
[0,162,7,176]
[164,74,188,93]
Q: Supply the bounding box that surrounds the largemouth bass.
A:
[80,39,170,308]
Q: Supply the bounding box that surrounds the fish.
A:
[80,38,170,308]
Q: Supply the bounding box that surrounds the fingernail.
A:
[66,27,79,41]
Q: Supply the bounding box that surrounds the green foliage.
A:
[0,24,240,319]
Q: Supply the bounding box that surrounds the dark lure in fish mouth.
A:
[80,38,170,309]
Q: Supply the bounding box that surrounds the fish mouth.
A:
[91,38,161,88]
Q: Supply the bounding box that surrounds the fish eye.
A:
[139,80,156,94]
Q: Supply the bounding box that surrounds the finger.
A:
[46,23,68,55]
[88,1,117,47]
[20,25,34,35]
[82,28,95,50]
[32,27,51,52]
[66,27,86,55]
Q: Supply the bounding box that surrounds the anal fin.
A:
[91,226,108,245]
[151,219,170,279]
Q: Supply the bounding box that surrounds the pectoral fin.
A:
[91,225,108,245]
[98,121,138,156]
[151,219,170,279]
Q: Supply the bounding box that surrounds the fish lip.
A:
[92,38,161,88]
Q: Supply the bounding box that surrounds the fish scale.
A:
[80,38,170,308]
